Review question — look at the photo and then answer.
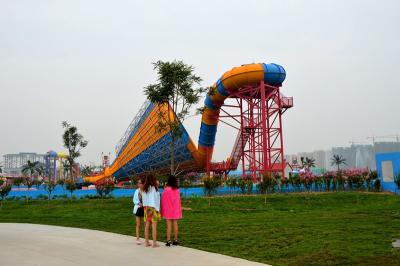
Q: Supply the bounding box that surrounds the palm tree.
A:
[21,160,41,202]
[80,165,94,177]
[331,155,347,171]
[36,164,44,180]
[62,160,71,180]
[301,157,316,171]
[21,160,40,177]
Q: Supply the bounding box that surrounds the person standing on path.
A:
[133,178,144,245]
[142,174,161,248]
[161,175,182,247]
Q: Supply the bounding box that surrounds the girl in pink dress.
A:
[161,175,182,247]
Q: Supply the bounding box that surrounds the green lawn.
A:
[1,192,400,266]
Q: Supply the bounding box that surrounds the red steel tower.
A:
[208,81,293,182]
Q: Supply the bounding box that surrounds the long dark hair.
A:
[144,174,158,192]
[167,175,178,190]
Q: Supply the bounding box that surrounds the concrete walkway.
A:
[0,223,269,266]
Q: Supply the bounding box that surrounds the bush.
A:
[52,194,68,200]
[81,194,101,199]
[394,173,400,192]
[323,172,334,191]
[202,175,221,197]
[280,177,290,192]
[237,178,247,194]
[373,179,381,192]
[258,173,277,194]
[43,180,57,200]
[245,179,253,194]
[95,178,115,199]
[300,172,315,192]
[13,177,24,187]
[182,172,199,198]
[290,173,301,191]
[57,179,65,187]
[314,175,324,191]
[0,183,12,205]
[65,179,77,198]
[157,175,168,188]
[37,194,49,200]
[226,176,239,193]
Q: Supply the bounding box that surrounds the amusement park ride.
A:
[85,63,293,183]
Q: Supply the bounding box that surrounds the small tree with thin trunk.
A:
[62,121,88,180]
[331,154,347,171]
[43,179,57,201]
[95,178,115,204]
[202,175,221,206]
[65,178,77,200]
[24,177,34,203]
[301,157,316,172]
[144,60,205,174]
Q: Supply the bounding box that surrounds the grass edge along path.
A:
[0,192,399,266]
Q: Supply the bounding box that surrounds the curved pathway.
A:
[0,223,269,266]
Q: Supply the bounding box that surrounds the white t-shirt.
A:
[141,186,160,212]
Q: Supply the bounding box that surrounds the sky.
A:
[0,0,399,166]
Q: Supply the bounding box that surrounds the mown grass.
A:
[1,192,399,266]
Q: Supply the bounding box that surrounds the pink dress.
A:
[160,186,182,219]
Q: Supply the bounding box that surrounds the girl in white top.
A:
[133,178,144,245]
[142,174,161,248]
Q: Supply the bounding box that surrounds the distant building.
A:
[288,141,400,171]
[375,152,400,193]
[3,152,46,175]
[331,144,375,170]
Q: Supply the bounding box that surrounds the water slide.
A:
[85,63,286,183]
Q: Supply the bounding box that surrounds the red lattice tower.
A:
[207,81,293,182]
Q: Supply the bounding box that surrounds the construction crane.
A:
[349,141,368,146]
[367,134,400,143]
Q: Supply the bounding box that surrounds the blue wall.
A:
[375,152,400,193]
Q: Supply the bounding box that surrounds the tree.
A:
[95,178,115,202]
[21,160,41,202]
[144,60,205,174]
[62,121,88,180]
[24,177,35,202]
[81,165,94,177]
[43,179,57,200]
[13,177,24,189]
[226,176,239,194]
[331,154,347,171]
[0,162,3,173]
[65,179,77,199]
[36,164,45,180]
[301,157,316,171]
[202,175,221,206]
[21,160,40,177]
[182,172,198,197]
[0,180,12,207]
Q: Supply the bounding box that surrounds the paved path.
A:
[0,223,269,266]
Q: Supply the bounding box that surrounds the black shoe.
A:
[166,240,172,247]
[173,239,179,246]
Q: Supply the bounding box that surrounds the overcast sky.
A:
[1,0,399,166]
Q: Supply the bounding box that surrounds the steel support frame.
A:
[209,81,286,182]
